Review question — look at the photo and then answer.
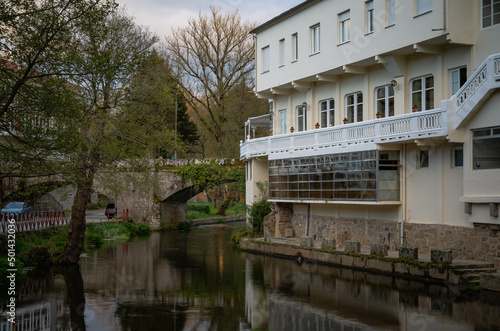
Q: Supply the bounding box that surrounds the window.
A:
[419,150,429,168]
[473,127,500,169]
[416,0,432,15]
[376,85,394,118]
[268,151,399,201]
[366,1,374,33]
[411,75,434,111]
[346,92,363,123]
[269,100,274,133]
[279,109,287,135]
[310,24,320,54]
[262,46,270,73]
[319,99,335,127]
[453,145,464,168]
[482,0,500,27]
[297,104,307,132]
[339,11,350,44]
[292,33,298,61]
[387,0,396,26]
[450,67,467,96]
[279,39,285,66]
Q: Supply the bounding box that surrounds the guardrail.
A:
[0,212,70,234]
[240,108,446,160]
[451,53,500,129]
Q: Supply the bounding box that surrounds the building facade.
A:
[241,0,500,262]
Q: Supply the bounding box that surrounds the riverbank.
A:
[191,214,245,226]
[239,236,500,292]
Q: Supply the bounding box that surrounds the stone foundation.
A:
[288,213,500,263]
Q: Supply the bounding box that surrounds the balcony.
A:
[240,109,447,161]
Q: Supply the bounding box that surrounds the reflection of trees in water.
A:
[63,264,86,331]
[115,304,187,331]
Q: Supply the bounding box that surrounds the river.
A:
[4,222,500,330]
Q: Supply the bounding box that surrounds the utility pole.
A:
[174,93,177,160]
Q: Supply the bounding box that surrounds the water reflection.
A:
[3,223,500,331]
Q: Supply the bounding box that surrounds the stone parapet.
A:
[370,243,388,257]
[431,249,453,264]
[344,241,360,253]
[399,246,419,260]
[322,238,336,251]
[238,238,500,292]
[300,236,313,248]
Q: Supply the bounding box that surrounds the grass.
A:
[187,201,246,220]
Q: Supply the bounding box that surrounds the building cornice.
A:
[249,0,322,34]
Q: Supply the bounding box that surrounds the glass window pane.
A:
[425,89,434,110]
[425,76,434,88]
[412,79,422,91]
[377,87,385,99]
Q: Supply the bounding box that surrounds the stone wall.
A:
[289,213,500,262]
[404,222,500,262]
[292,215,400,252]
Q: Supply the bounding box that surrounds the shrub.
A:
[187,204,211,214]
[136,224,152,236]
[26,246,51,266]
[249,200,271,235]
[86,233,104,248]
[231,228,247,246]
[177,221,191,231]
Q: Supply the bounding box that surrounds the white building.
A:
[241,0,500,262]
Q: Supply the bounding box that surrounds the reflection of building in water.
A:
[0,299,68,331]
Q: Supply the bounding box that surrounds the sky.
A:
[115,0,304,39]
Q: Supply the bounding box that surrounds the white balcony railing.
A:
[451,53,500,129]
[240,108,447,160]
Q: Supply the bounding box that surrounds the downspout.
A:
[305,203,310,237]
[401,145,407,246]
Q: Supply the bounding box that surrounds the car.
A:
[105,203,117,218]
[1,202,32,214]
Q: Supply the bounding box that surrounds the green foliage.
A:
[187,203,211,214]
[186,201,246,220]
[85,233,104,248]
[248,181,271,234]
[249,200,271,235]
[26,246,51,266]
[86,222,152,243]
[231,228,248,247]
[177,221,191,231]
[136,224,152,236]
[13,226,69,266]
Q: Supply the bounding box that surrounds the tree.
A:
[117,51,198,158]
[59,8,158,263]
[0,0,116,182]
[166,7,263,158]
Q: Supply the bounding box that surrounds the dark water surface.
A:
[5,222,500,330]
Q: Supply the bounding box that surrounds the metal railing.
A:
[0,212,70,234]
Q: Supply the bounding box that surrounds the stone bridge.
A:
[1,159,241,230]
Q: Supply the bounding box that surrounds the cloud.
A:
[117,0,304,38]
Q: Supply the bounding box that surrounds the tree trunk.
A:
[63,264,86,331]
[62,173,94,264]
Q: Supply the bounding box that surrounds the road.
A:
[86,208,116,223]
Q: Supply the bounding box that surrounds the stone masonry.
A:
[289,213,500,263]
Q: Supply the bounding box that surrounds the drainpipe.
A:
[305,203,310,237]
[401,145,407,247]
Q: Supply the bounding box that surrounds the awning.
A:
[246,114,271,127]
[245,114,271,141]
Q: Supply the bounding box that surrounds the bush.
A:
[26,246,51,266]
[231,228,247,246]
[136,224,152,236]
[187,204,211,214]
[249,200,271,235]
[86,233,104,248]
[177,221,191,231]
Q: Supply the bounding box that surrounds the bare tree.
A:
[166,7,256,157]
